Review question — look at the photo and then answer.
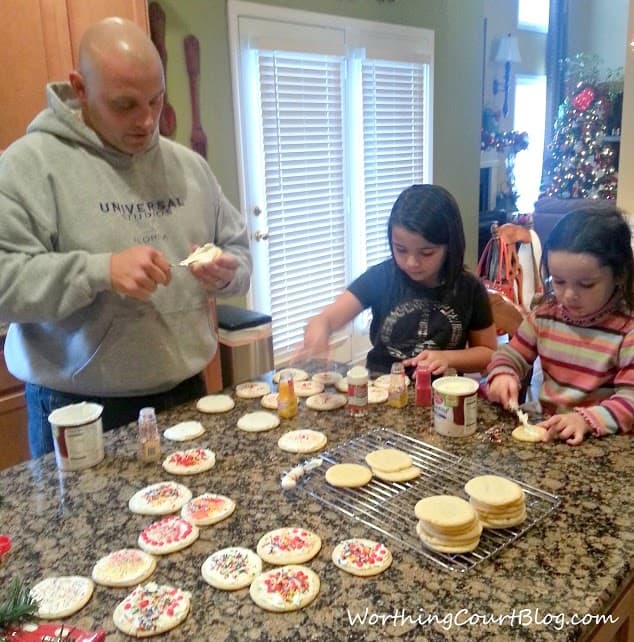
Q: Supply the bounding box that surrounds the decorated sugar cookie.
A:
[113,582,191,637]
[181,493,236,526]
[92,549,156,588]
[332,539,392,577]
[30,576,94,619]
[249,565,320,612]
[201,546,262,590]
[138,516,199,555]
[256,527,322,565]
[128,482,192,516]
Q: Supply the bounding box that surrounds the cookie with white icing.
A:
[305,392,347,410]
[277,429,327,454]
[256,527,322,565]
[128,481,192,515]
[138,516,199,555]
[235,381,271,399]
[196,394,235,414]
[237,411,280,432]
[332,539,392,577]
[92,549,156,588]
[30,576,94,619]
[162,448,216,475]
[113,582,191,637]
[163,420,205,442]
[249,565,320,612]
[181,493,236,526]
[201,547,262,590]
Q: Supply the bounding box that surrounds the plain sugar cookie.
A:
[365,448,412,473]
[512,424,547,443]
[325,463,372,488]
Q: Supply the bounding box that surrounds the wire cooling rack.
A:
[291,427,561,573]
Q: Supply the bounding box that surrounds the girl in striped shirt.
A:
[487,207,634,445]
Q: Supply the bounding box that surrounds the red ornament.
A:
[573,86,596,112]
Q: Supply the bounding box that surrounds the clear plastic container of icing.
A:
[137,407,161,463]
[387,362,408,408]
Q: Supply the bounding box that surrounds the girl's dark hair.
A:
[540,207,634,310]
[388,184,465,287]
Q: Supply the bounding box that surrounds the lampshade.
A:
[494,34,521,64]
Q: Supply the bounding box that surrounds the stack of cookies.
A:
[365,448,420,482]
[464,475,527,529]
[414,495,482,554]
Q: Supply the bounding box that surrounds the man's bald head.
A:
[78,17,162,82]
[69,17,165,154]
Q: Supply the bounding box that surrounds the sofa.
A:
[532,197,617,245]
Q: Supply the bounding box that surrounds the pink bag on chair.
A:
[476,223,531,307]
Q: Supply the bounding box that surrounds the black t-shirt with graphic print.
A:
[347,259,493,374]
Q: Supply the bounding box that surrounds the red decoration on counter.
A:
[0,534,11,559]
[1,623,106,642]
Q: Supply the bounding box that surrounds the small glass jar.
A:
[277,370,298,419]
[137,407,161,463]
[387,362,408,408]
[347,366,369,417]
[415,363,432,407]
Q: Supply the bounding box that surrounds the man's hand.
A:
[110,246,171,300]
[189,251,238,292]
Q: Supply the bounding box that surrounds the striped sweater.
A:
[487,298,634,436]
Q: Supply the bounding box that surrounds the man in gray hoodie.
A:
[0,17,252,457]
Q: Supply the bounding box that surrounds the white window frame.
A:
[227,0,433,364]
[518,0,550,33]
[513,73,547,213]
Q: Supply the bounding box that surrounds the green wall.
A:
[159,0,485,270]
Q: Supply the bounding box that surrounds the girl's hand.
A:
[541,412,590,446]
[301,317,331,358]
[486,374,519,410]
[403,350,448,376]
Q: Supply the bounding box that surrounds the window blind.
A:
[362,60,427,270]
[258,51,347,356]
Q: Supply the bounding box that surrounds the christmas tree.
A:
[540,54,622,200]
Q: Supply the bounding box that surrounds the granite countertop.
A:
[0,365,632,641]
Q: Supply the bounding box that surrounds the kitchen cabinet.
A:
[0,336,29,470]
[0,0,148,151]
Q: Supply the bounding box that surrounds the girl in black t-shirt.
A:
[302,184,496,376]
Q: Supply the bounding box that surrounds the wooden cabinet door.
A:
[64,0,149,66]
[0,0,72,150]
[0,0,148,151]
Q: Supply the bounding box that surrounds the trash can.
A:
[217,305,274,386]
